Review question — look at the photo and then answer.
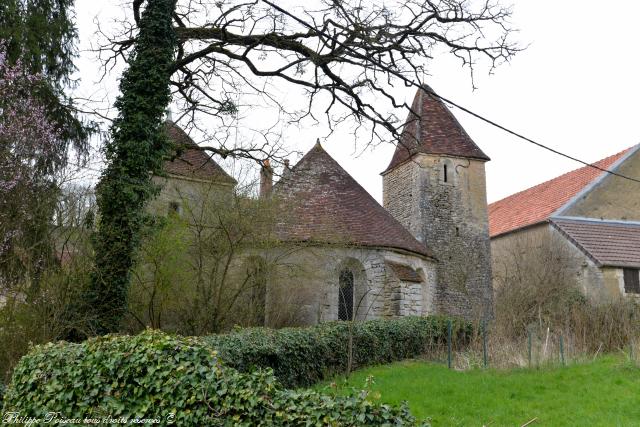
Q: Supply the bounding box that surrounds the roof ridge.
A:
[274,142,435,258]
[489,145,636,237]
[489,146,634,209]
[552,216,640,228]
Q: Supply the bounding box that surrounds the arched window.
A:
[338,269,354,321]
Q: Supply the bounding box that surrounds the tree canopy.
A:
[99,0,519,162]
[89,0,519,333]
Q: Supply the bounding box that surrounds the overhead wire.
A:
[420,87,640,184]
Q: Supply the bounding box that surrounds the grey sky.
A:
[73,0,640,203]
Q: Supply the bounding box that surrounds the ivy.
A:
[2,329,425,426]
[88,0,177,334]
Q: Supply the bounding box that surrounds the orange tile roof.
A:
[489,148,633,237]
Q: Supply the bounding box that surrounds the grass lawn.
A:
[318,355,640,426]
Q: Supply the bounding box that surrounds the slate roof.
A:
[552,218,640,268]
[273,142,434,258]
[163,121,236,184]
[489,148,633,237]
[383,85,489,174]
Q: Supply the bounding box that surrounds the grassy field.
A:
[318,355,640,426]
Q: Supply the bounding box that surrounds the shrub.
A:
[205,316,472,388]
[2,330,424,426]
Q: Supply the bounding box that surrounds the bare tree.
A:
[126,177,315,334]
[97,0,519,162]
[85,0,520,333]
[492,230,586,337]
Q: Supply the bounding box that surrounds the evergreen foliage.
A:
[206,316,473,388]
[89,0,177,334]
[0,0,93,292]
[0,0,91,155]
[3,329,423,426]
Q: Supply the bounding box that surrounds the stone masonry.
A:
[382,86,494,320]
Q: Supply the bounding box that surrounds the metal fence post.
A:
[528,328,532,368]
[447,319,452,369]
[559,335,565,366]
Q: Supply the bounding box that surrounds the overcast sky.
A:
[73,0,640,203]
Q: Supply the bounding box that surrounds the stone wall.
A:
[561,146,640,221]
[490,223,616,301]
[383,154,493,319]
[261,245,437,326]
[149,175,234,220]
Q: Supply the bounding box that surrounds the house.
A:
[149,121,237,218]
[155,85,494,325]
[489,145,640,299]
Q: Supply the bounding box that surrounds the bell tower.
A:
[381,85,493,319]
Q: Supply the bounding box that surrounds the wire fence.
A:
[436,320,638,371]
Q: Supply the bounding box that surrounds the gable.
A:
[164,121,237,185]
[559,146,640,221]
[489,146,634,237]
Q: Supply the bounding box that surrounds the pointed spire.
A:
[382,85,489,174]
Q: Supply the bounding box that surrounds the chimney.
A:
[259,159,273,198]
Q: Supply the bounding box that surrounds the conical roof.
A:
[274,142,434,258]
[163,121,236,184]
[383,85,489,174]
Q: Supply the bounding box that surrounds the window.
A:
[623,268,640,294]
[442,159,454,184]
[338,269,354,321]
[168,201,181,216]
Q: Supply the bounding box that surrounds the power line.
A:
[261,1,640,184]
[421,87,640,184]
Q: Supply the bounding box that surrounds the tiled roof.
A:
[489,148,633,237]
[274,142,434,258]
[163,121,236,184]
[383,85,489,174]
[386,261,423,283]
[552,218,640,268]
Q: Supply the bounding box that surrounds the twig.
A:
[521,417,538,426]
[593,343,603,361]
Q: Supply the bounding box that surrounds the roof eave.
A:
[489,220,550,239]
[381,151,490,176]
[272,238,437,262]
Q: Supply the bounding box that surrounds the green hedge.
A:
[2,330,424,426]
[206,316,472,388]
